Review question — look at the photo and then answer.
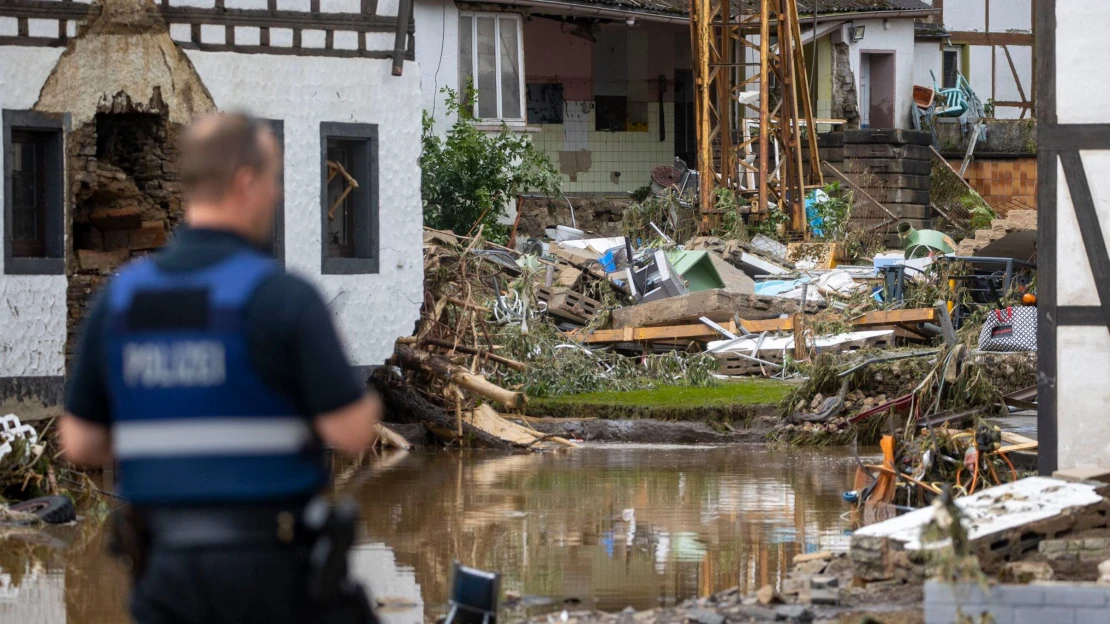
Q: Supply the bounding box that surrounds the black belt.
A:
[143,504,304,549]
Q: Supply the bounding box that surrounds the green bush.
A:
[421,85,560,241]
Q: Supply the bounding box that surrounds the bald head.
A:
[179,112,282,243]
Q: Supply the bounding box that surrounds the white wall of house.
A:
[0,46,68,381]
[847,17,916,129]
[1051,1,1110,470]
[187,52,425,369]
[414,0,460,132]
[912,40,942,90]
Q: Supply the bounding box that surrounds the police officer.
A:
[60,112,382,623]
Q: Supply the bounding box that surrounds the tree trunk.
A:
[394,345,526,409]
[369,368,519,451]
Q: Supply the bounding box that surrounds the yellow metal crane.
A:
[689,0,823,234]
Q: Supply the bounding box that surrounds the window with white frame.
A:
[459,13,524,121]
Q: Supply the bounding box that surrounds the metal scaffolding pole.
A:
[691,0,823,235]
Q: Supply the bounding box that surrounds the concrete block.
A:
[925,581,953,605]
[1037,583,1110,608]
[1014,607,1076,624]
[841,157,932,175]
[994,585,1046,606]
[865,187,931,205]
[844,129,932,146]
[844,143,931,161]
[924,601,958,624]
[1076,608,1110,624]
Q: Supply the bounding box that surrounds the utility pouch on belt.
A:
[303,496,364,602]
[108,505,149,580]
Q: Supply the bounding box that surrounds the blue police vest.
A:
[104,250,328,504]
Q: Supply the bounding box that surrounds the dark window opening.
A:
[10,131,49,258]
[942,49,960,90]
[320,123,378,275]
[4,109,66,275]
[595,95,628,132]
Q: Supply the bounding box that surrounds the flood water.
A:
[0,444,864,623]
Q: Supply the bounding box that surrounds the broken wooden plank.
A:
[571,309,936,345]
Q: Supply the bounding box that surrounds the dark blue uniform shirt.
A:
[66,227,364,429]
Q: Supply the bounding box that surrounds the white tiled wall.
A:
[531,100,676,193]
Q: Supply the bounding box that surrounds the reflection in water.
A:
[355,444,858,618]
[0,444,860,623]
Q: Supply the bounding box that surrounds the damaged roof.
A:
[515,0,935,19]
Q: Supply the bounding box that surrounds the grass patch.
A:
[527,380,792,422]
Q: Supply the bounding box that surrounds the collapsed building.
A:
[0,0,425,409]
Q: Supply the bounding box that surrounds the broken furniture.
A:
[665,250,725,292]
[934,256,1036,329]
[444,562,500,624]
[627,250,688,303]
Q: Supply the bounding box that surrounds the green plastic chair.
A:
[931,71,968,118]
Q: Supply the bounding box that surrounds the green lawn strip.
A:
[526,380,792,422]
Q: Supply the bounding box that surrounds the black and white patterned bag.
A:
[977,306,1037,352]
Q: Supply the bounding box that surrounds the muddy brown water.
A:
[0,444,866,623]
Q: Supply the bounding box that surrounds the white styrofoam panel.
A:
[66,20,77,38]
[170,0,216,7]
[0,46,69,377]
[185,51,424,367]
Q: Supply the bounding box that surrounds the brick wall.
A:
[926,581,1110,624]
[949,157,1037,215]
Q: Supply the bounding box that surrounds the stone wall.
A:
[830,42,860,131]
[516,196,632,239]
[65,92,179,369]
[926,581,1110,624]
